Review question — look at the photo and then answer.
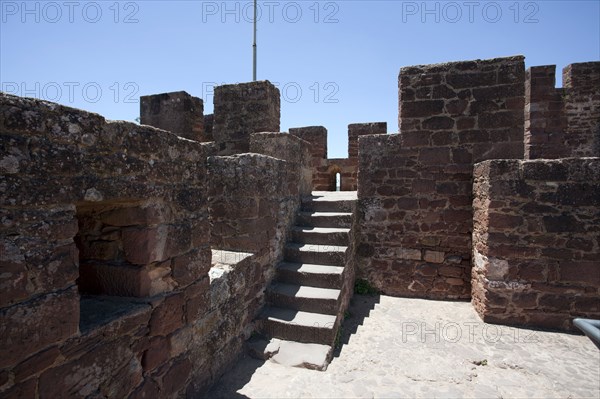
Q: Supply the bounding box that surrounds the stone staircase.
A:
[250,192,357,370]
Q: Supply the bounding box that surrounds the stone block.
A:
[213,81,280,155]
[424,250,445,264]
[140,91,204,141]
[38,339,142,399]
[149,293,185,337]
[142,336,171,372]
[0,287,79,369]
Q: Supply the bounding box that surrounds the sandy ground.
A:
[208,295,600,398]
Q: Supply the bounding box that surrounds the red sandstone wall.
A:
[140,91,206,142]
[0,93,213,397]
[562,62,600,157]
[0,92,306,397]
[356,56,525,299]
[525,62,600,159]
[249,132,313,197]
[472,158,600,331]
[291,123,386,191]
[207,153,301,261]
[213,81,280,155]
[348,122,387,160]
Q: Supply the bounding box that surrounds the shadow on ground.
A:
[207,293,380,397]
[333,293,381,358]
[206,355,265,399]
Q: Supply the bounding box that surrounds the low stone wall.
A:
[472,158,600,331]
[207,153,300,262]
[357,134,473,298]
[249,132,313,196]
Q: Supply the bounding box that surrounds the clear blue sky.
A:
[1,0,599,158]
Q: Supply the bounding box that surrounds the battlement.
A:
[1,55,599,397]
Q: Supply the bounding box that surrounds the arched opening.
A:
[327,164,342,191]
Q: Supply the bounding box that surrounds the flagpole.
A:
[253,0,257,81]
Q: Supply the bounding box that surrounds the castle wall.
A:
[348,122,387,160]
[0,92,212,397]
[0,88,306,396]
[249,132,313,196]
[562,62,600,157]
[472,158,600,330]
[356,56,525,299]
[207,153,301,259]
[140,91,206,142]
[212,81,280,155]
[290,123,387,191]
[525,62,600,159]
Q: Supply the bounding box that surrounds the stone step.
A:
[267,283,341,315]
[276,262,344,289]
[247,337,332,371]
[284,243,347,266]
[301,195,355,213]
[260,306,338,345]
[296,211,353,228]
[291,226,350,246]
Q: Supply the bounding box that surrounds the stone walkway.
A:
[209,295,600,398]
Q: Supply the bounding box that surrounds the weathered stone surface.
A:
[562,62,600,158]
[213,81,280,155]
[357,56,525,300]
[0,287,79,369]
[208,154,299,258]
[140,91,205,142]
[38,339,142,399]
[525,62,600,159]
[250,132,313,196]
[149,293,185,337]
[290,123,386,191]
[348,122,387,160]
[472,158,600,331]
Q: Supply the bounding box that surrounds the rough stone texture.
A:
[290,123,387,191]
[399,55,525,161]
[197,250,263,392]
[140,91,206,142]
[202,150,310,390]
[0,81,309,396]
[2,54,599,396]
[0,92,232,398]
[525,62,600,159]
[249,132,313,196]
[562,62,600,157]
[318,158,358,191]
[348,122,387,160]
[213,81,280,155]
[357,56,526,299]
[207,153,299,261]
[524,65,567,159]
[472,158,600,331]
[289,126,327,161]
